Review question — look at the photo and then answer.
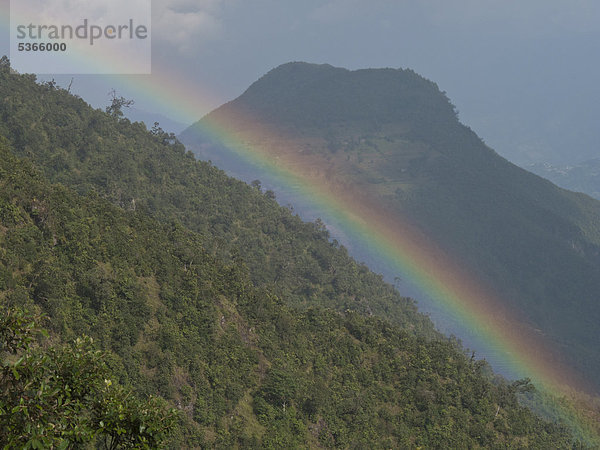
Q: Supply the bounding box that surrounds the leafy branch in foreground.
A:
[0,308,178,449]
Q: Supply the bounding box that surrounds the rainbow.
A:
[184,94,600,444]
[1,3,599,443]
[192,110,590,393]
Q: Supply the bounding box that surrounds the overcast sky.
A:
[2,0,599,165]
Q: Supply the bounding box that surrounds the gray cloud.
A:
[153,0,226,52]
[418,0,600,34]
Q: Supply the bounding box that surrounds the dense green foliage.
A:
[0,152,579,447]
[0,60,585,446]
[184,62,600,389]
[0,308,177,448]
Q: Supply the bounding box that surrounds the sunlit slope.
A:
[1,144,579,447]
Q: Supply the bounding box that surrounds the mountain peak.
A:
[228,62,457,130]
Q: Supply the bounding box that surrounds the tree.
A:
[151,121,179,145]
[250,179,262,191]
[0,308,178,449]
[106,89,134,118]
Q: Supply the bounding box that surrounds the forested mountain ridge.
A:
[0,75,583,445]
[182,62,600,390]
[0,60,435,339]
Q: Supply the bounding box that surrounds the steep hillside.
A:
[181,62,600,390]
[0,130,580,446]
[0,59,434,339]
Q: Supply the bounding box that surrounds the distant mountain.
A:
[528,159,600,201]
[181,62,600,392]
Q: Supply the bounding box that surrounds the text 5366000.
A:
[17,43,67,52]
